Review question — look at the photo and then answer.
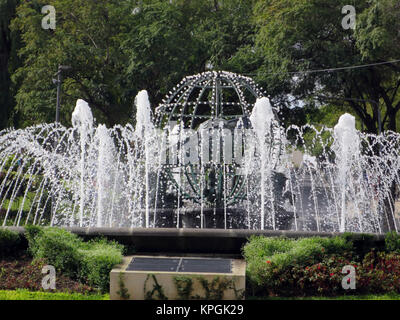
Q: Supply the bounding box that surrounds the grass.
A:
[4,290,397,300]
[251,294,400,300]
[0,289,109,300]
[2,289,399,300]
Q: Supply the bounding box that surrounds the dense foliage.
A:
[0,257,95,293]
[0,0,399,132]
[4,0,256,128]
[385,231,400,253]
[250,0,400,133]
[2,227,400,297]
[0,228,23,258]
[244,234,400,297]
[0,0,20,129]
[25,226,124,292]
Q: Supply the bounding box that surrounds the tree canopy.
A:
[7,0,256,127]
[1,0,399,133]
[0,0,19,129]
[249,0,400,133]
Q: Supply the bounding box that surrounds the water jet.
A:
[0,71,399,234]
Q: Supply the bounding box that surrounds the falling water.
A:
[249,97,276,230]
[135,90,154,228]
[333,114,360,232]
[71,99,93,227]
[1,91,400,232]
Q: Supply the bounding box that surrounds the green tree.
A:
[10,0,256,128]
[251,0,400,134]
[0,0,19,130]
[11,0,135,127]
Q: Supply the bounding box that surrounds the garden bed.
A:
[0,226,125,297]
[0,255,95,294]
[244,232,400,297]
[2,226,400,300]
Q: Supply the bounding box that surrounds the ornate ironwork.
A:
[155,71,276,208]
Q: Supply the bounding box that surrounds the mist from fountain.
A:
[0,89,399,233]
[333,113,360,232]
[249,97,278,230]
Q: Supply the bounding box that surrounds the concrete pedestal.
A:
[110,255,246,300]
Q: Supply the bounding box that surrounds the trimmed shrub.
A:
[340,232,382,258]
[28,227,82,277]
[0,228,22,259]
[243,235,352,287]
[308,236,353,255]
[357,251,400,293]
[0,257,94,294]
[243,236,295,260]
[78,239,124,292]
[292,250,400,296]
[24,225,43,250]
[243,236,295,286]
[385,232,400,253]
[244,234,400,297]
[25,227,124,292]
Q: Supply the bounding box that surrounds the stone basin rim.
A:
[1,226,385,240]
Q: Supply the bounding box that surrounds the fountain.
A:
[0,71,399,234]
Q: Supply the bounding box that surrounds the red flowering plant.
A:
[295,253,357,296]
[244,235,355,296]
[249,251,361,296]
[286,251,400,296]
[357,250,400,294]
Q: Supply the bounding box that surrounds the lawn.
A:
[0,289,109,300]
[255,294,400,300]
[3,290,400,300]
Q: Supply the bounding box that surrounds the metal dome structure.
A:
[155,71,274,129]
[153,71,282,227]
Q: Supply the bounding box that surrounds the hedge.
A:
[0,228,23,259]
[25,226,124,293]
[243,233,400,297]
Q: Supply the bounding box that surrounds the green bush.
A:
[311,236,353,255]
[0,228,21,259]
[243,236,352,289]
[244,234,400,296]
[385,232,400,253]
[340,233,382,258]
[78,239,124,292]
[24,225,43,251]
[288,241,323,265]
[291,237,351,264]
[25,227,124,292]
[243,236,294,260]
[243,236,295,285]
[28,227,82,277]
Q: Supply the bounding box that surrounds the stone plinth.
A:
[110,255,246,300]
